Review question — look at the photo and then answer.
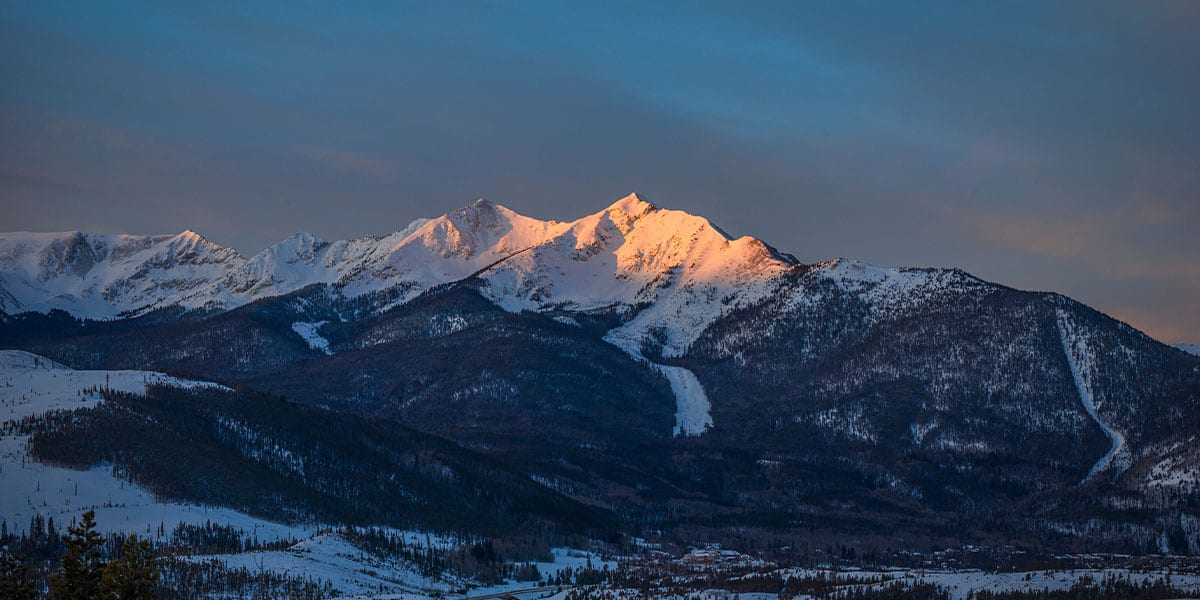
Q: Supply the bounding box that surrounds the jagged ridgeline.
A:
[3,194,1200,552]
[12,383,612,537]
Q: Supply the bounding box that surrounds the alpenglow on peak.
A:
[0,194,797,323]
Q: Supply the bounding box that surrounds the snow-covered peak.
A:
[0,195,800,324]
[1176,343,1200,357]
[465,197,798,360]
[224,232,331,295]
[309,200,555,300]
[156,230,241,265]
[259,231,328,262]
[413,198,565,260]
[0,199,1005,441]
[283,230,325,246]
[174,228,205,242]
[0,230,245,317]
[604,192,657,220]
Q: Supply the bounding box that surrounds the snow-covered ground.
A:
[1177,343,1200,357]
[560,566,1200,600]
[184,533,442,598]
[0,350,305,542]
[783,567,1200,600]
[481,565,1200,600]
[0,352,614,596]
[186,534,614,599]
[1145,436,1200,490]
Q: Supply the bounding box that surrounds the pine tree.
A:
[99,535,158,600]
[48,510,104,600]
[0,548,38,600]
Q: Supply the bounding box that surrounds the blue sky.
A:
[1,1,1197,341]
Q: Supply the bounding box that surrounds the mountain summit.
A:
[0,195,802,436]
[0,194,796,327]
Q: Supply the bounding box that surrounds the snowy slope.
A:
[0,230,243,318]
[7,197,1185,444]
[803,259,984,324]
[0,221,442,318]
[1056,310,1130,482]
[189,535,612,599]
[1,195,794,328]
[481,195,794,354]
[0,350,305,542]
[221,218,435,301]
[1177,343,1200,357]
[1,195,804,437]
[186,532,448,598]
[470,195,794,436]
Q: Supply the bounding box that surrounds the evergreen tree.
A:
[48,510,104,600]
[0,548,38,600]
[99,535,158,600]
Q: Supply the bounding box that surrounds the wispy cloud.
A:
[291,145,400,178]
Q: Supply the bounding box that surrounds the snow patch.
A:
[291,320,332,354]
[601,334,712,437]
[1147,456,1200,489]
[654,364,713,436]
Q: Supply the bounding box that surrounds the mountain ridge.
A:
[0,194,796,321]
[4,195,1200,552]
[5,194,1193,444]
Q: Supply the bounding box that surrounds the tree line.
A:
[2,510,156,600]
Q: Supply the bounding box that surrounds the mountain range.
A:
[3,193,1199,553]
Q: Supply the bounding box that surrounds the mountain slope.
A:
[2,194,802,436]
[0,230,241,317]
[4,195,1200,552]
[0,194,794,328]
[0,350,305,542]
[2,350,611,536]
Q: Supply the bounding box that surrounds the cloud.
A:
[291,146,400,179]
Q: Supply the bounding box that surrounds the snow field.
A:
[0,350,304,542]
[291,320,332,353]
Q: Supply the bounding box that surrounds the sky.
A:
[1,2,1197,342]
